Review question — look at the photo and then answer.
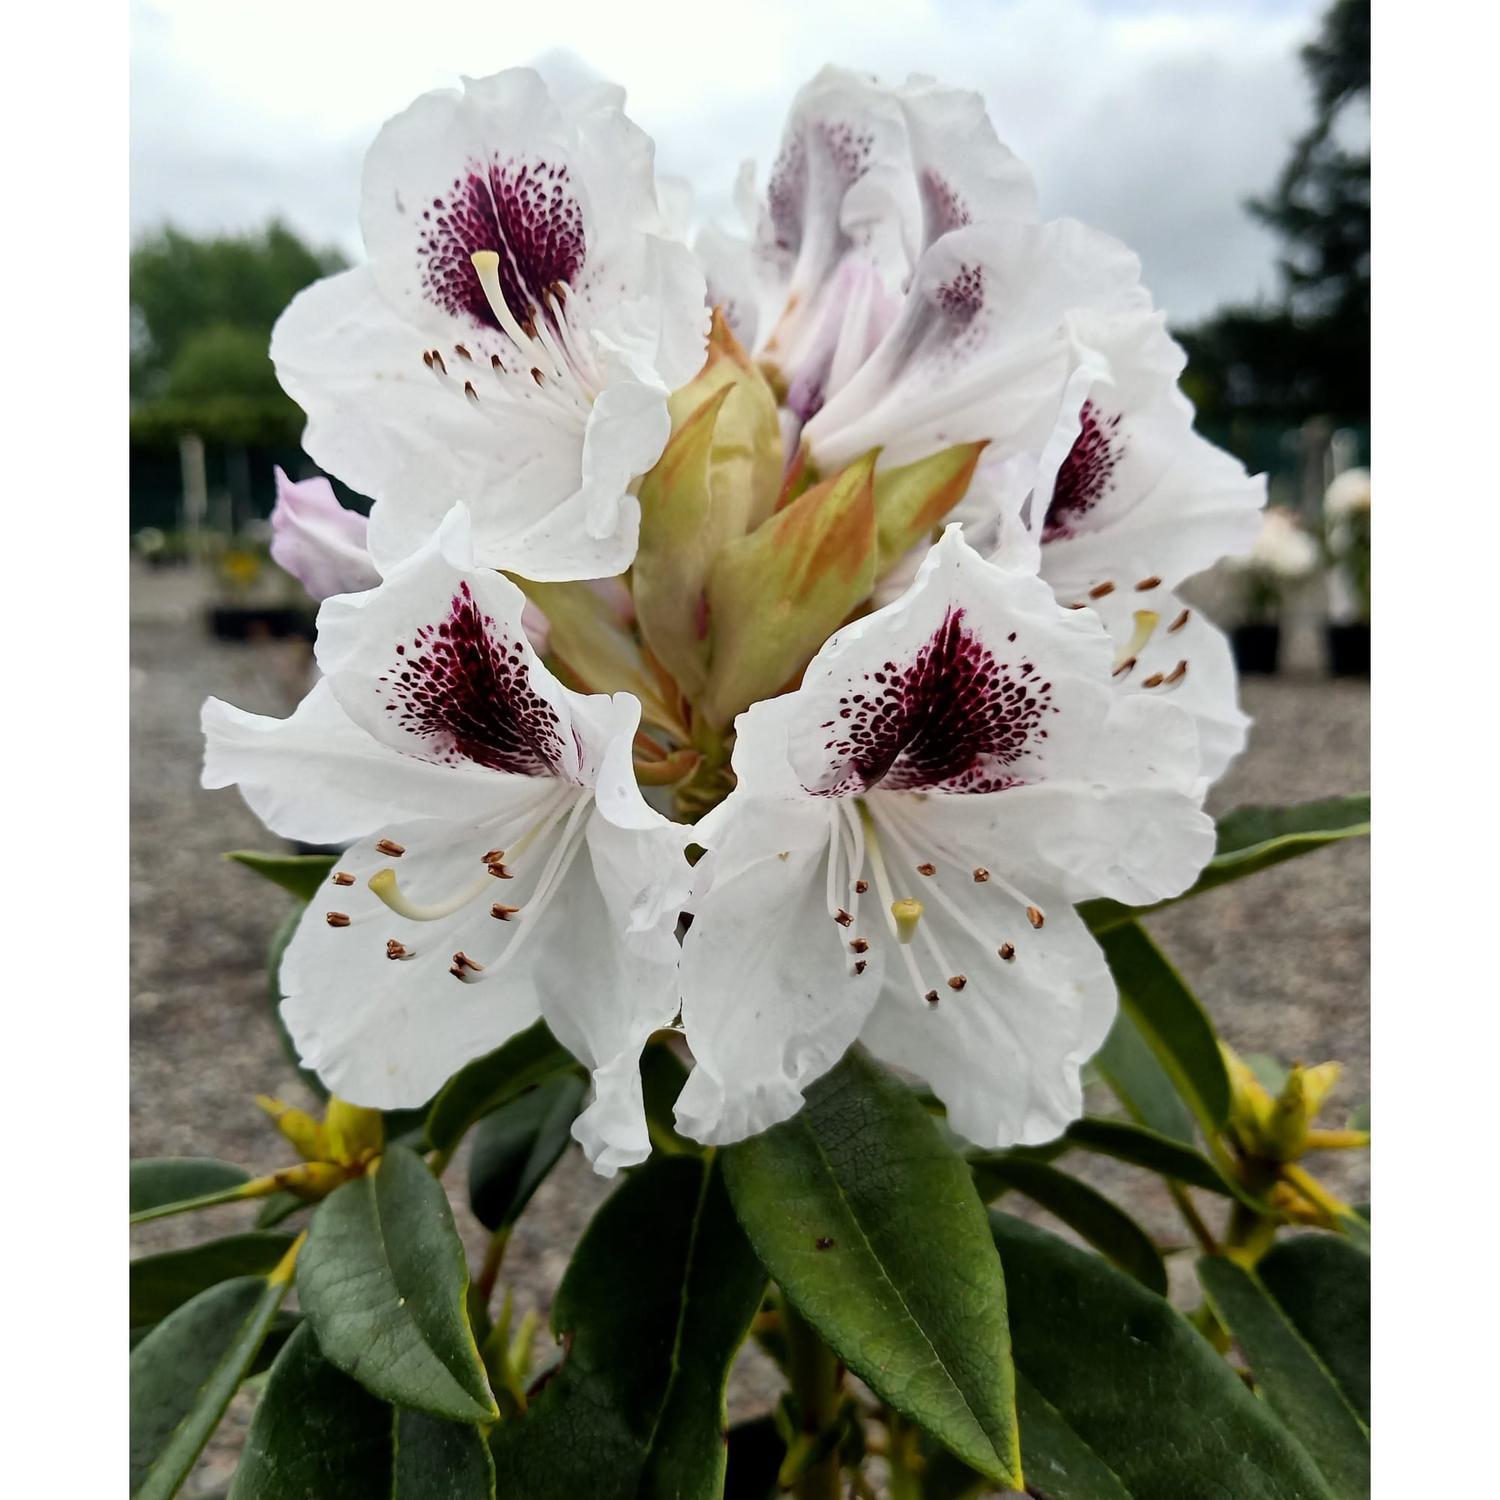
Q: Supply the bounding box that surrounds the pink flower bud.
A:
[269,467,381,601]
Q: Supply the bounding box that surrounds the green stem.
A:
[474,1228,511,1311]
[885,1411,923,1500]
[781,1296,843,1500]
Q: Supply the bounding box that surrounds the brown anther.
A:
[448,965,466,980]
[521,314,538,339]
[488,863,514,880]
[850,937,870,953]
[1112,657,1137,678]
[1164,659,1188,685]
[1067,601,1088,610]
[454,342,472,360]
[491,353,503,370]
[531,367,545,386]
[1135,575,1162,591]
[854,879,869,894]
[490,903,519,921]
[973,867,990,883]
[1088,581,1116,599]
[924,989,940,1005]
[422,349,434,369]
[430,349,446,374]
[999,942,1016,961]
[548,280,568,304]
[325,911,351,928]
[331,871,355,886]
[834,908,853,927]
[947,974,968,991]
[1026,906,1045,930]
[464,380,479,403]
[916,862,937,877]
[1168,608,1191,633]
[386,939,408,960]
[452,951,484,972]
[853,960,867,975]
[1141,672,1166,688]
[375,839,406,857]
[482,849,506,864]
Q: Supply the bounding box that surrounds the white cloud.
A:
[130,0,1326,322]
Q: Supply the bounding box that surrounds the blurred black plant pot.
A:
[1325,622,1370,678]
[1231,623,1281,675]
[208,606,317,643]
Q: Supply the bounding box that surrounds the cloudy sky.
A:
[130,0,1328,324]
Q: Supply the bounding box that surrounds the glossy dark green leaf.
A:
[1081,795,1370,932]
[424,1021,578,1157]
[1092,1009,1195,1142]
[969,1157,1166,1295]
[1199,1255,1369,1498]
[467,1073,585,1233]
[130,1157,250,1217]
[640,1039,699,1154]
[255,1191,304,1229]
[1099,922,1231,1134]
[226,849,339,903]
[230,1322,495,1499]
[490,1153,765,1499]
[1059,1117,1236,1195]
[722,1050,1021,1486]
[992,1214,1335,1499]
[1258,1235,1370,1424]
[299,1145,497,1423]
[130,1268,294,1499]
[131,1232,298,1326]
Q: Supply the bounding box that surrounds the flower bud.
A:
[255,1094,324,1161]
[268,468,381,602]
[323,1097,385,1166]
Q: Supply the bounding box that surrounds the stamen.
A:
[464,380,479,405]
[487,863,514,879]
[859,803,930,1004]
[916,862,937,877]
[1169,608,1191,633]
[855,880,869,894]
[1164,660,1188,685]
[1027,906,1045,929]
[854,960,868,975]
[454,343,472,361]
[850,937,869,953]
[891,898,925,943]
[386,939,409,960]
[947,975,967,991]
[331,871,355,886]
[1088,581,1116,599]
[998,942,1016,961]
[1135,575,1162,591]
[375,839,406,858]
[834,908,853,928]
[491,903,519,921]
[1113,657,1137,678]
[453,951,484,972]
[972,868,990,883]
[924,989,940,1005]
[483,849,505,864]
[1141,671,1166,688]
[325,911,350,928]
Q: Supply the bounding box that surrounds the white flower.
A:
[271,70,709,582]
[201,507,692,1175]
[268,467,380,602]
[701,67,1037,426]
[973,309,1267,781]
[675,528,1214,1151]
[1324,466,1371,519]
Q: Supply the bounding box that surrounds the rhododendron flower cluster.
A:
[205,63,1265,1175]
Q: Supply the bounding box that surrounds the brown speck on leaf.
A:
[815,1237,835,1250]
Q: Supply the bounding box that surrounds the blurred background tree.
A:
[1180,0,1369,429]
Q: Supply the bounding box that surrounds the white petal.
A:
[695,222,759,347]
[804,218,1151,472]
[860,893,1114,1148]
[676,799,882,1145]
[201,681,506,845]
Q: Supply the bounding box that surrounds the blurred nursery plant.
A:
[130,58,1371,1500]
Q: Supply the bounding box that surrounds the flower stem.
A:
[781,1296,843,1500]
[474,1227,511,1311]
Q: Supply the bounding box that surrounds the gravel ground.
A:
[130,561,1369,1493]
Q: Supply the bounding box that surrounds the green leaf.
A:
[467,1073,585,1233]
[1258,1235,1370,1425]
[1199,1255,1369,1498]
[992,1214,1336,1499]
[130,1265,295,1499]
[1058,1117,1236,1195]
[640,1040,699,1155]
[489,1153,766,1499]
[230,1322,495,1499]
[1092,1009,1195,1142]
[130,1157,250,1217]
[226,850,339,903]
[1098,922,1231,1134]
[131,1232,298,1326]
[968,1157,1166,1295]
[722,1050,1022,1486]
[298,1145,498,1423]
[1081,795,1369,932]
[424,1021,579,1159]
